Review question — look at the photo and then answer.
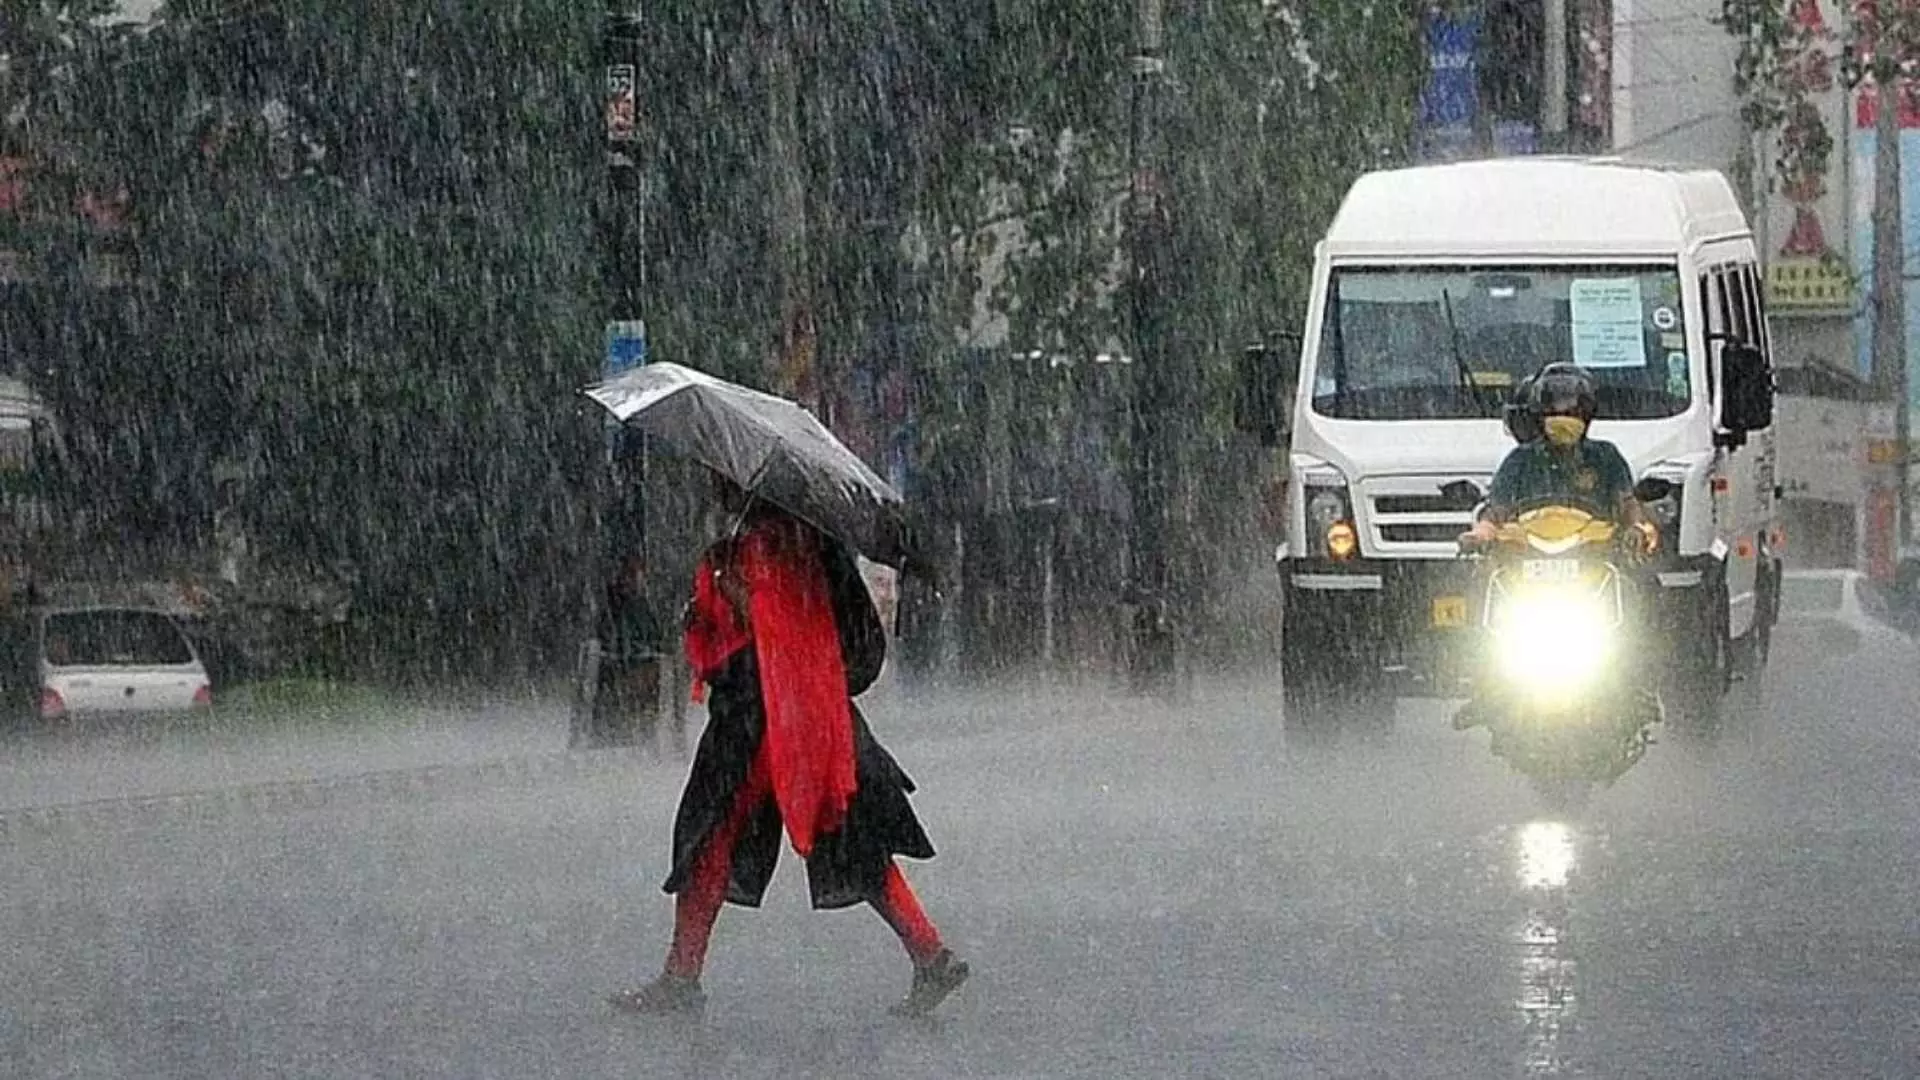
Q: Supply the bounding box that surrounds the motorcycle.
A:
[1460,501,1661,809]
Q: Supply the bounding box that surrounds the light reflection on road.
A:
[1516,820,1579,1076]
[1518,821,1576,890]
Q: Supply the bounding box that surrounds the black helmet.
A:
[1503,370,1543,443]
[1527,362,1598,423]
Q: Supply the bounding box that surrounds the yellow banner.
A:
[1766,259,1854,313]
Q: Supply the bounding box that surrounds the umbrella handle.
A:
[719,459,774,542]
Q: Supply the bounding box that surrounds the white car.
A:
[30,605,213,721]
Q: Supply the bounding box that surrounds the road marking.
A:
[0,748,651,838]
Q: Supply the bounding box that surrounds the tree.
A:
[62,0,606,679]
[12,0,1427,680]
[922,0,1421,664]
[0,1,139,577]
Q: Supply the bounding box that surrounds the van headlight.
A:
[1493,590,1615,688]
[1304,482,1357,561]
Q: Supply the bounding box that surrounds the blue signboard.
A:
[1416,11,1481,162]
[1491,119,1538,156]
[1420,13,1480,128]
[604,319,648,379]
[603,319,648,440]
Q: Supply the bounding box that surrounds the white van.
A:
[1237,158,1780,736]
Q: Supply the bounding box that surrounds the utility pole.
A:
[1871,60,1910,549]
[757,0,816,410]
[602,4,648,557]
[1127,0,1176,695]
[1543,0,1570,152]
[570,4,651,751]
[568,6,652,749]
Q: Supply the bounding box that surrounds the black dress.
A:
[661,541,935,910]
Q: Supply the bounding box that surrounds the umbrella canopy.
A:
[584,362,919,571]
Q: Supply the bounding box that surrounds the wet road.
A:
[2,623,1917,1079]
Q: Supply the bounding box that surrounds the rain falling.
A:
[2,1,1918,1076]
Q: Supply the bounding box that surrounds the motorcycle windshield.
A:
[1509,505,1616,555]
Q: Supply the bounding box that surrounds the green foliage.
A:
[927,0,1421,615]
[1723,0,1834,202]
[10,0,1425,678]
[1724,2,1920,209]
[0,1,134,281]
[41,0,605,677]
[1,0,126,157]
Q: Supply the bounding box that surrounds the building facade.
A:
[1415,0,1873,568]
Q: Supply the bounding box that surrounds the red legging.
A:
[665,751,944,978]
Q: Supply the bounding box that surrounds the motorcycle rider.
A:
[1454,362,1658,731]
[1462,362,1656,548]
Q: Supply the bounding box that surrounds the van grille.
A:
[1361,476,1492,555]
[1374,491,1482,515]
[1379,523,1468,544]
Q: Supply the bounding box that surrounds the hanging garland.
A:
[1722,0,1837,240]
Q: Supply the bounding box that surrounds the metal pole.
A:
[945,520,962,676]
[1871,65,1909,548]
[1543,0,1569,151]
[1041,517,1056,673]
[576,4,650,751]
[603,4,647,555]
[759,0,814,407]
[1126,0,1173,695]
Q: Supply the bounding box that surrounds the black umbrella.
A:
[584,362,920,571]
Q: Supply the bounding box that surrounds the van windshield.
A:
[1311,265,1692,421]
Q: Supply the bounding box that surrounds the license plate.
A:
[1522,559,1581,583]
[1431,595,1469,627]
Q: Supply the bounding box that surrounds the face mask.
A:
[1543,415,1587,447]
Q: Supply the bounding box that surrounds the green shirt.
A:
[1487,438,1635,519]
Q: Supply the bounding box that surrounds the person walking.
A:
[610,477,969,1018]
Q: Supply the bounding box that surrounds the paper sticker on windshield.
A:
[1569,278,1649,369]
[1666,351,1688,395]
[1651,306,1677,330]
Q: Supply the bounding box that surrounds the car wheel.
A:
[1754,563,1778,669]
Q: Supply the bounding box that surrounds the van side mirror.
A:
[1719,342,1774,437]
[1233,338,1300,448]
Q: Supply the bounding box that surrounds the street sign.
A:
[603,321,647,440]
[1767,258,1854,313]
[605,63,636,143]
[604,319,647,378]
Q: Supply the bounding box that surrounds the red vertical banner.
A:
[1867,486,1898,581]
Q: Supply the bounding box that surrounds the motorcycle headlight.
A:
[1304,485,1356,561]
[1493,589,1615,688]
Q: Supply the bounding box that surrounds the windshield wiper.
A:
[1442,289,1498,419]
